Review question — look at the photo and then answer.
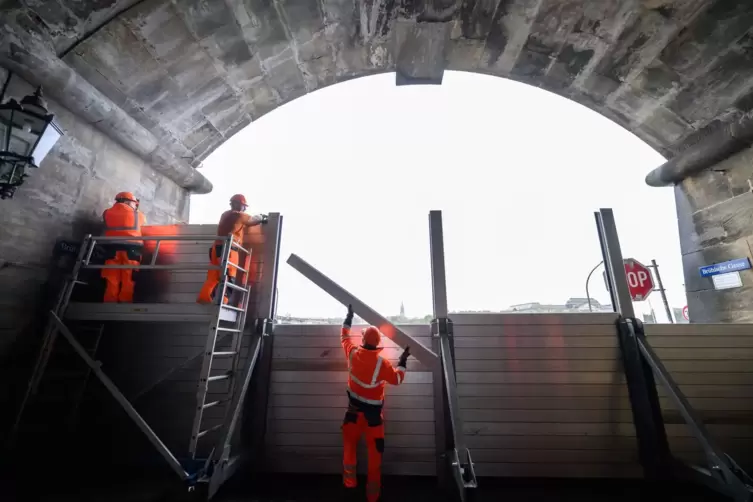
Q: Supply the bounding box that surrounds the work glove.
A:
[398,346,411,368]
[344,304,354,328]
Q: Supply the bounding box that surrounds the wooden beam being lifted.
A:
[286,254,440,368]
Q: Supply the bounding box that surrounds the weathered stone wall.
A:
[0,72,190,362]
[676,145,753,323]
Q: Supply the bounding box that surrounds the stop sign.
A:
[624,258,654,301]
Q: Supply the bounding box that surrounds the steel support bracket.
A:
[431,317,454,338]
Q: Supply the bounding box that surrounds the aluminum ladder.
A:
[188,243,253,458]
[8,236,95,447]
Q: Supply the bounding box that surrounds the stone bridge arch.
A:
[1,0,753,344]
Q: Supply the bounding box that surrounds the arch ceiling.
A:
[1,0,752,192]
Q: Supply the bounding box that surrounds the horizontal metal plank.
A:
[461,409,634,423]
[656,384,753,399]
[470,448,638,464]
[644,324,753,336]
[274,324,431,337]
[268,420,434,436]
[453,347,753,361]
[464,422,753,438]
[645,347,753,360]
[458,372,753,385]
[64,302,236,323]
[270,371,432,384]
[456,359,753,373]
[453,337,619,349]
[268,407,434,422]
[456,359,623,372]
[474,462,641,478]
[459,397,631,410]
[449,313,618,326]
[466,435,637,451]
[457,383,628,398]
[270,382,433,397]
[457,372,622,385]
[261,457,434,476]
[266,432,435,448]
[648,336,753,348]
[464,422,637,436]
[661,409,753,425]
[453,324,620,337]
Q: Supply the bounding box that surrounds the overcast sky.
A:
[189,71,685,322]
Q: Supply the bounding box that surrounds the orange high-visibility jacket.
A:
[103,202,146,242]
[216,210,264,245]
[341,325,406,406]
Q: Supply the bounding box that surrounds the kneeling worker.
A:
[197,194,267,304]
[341,304,411,502]
[102,192,146,303]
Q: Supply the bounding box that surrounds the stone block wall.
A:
[676,145,753,323]
[0,73,190,408]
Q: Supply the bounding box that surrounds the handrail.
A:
[78,234,252,272]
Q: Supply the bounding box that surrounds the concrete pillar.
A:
[676,145,753,323]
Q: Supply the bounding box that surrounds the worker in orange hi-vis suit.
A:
[340,304,411,502]
[101,192,147,303]
[197,194,268,305]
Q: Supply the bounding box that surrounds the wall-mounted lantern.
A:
[0,87,63,199]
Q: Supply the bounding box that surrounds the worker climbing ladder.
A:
[6,221,284,496]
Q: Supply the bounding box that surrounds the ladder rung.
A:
[215,327,241,333]
[212,351,237,357]
[225,282,248,293]
[202,399,227,409]
[73,280,88,285]
[221,305,244,312]
[227,262,247,273]
[197,423,223,439]
[207,372,232,382]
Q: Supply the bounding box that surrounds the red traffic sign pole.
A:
[624,258,654,301]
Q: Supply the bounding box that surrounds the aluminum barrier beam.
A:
[286,254,439,368]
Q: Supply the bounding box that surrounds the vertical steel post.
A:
[246,213,283,470]
[428,211,449,485]
[596,208,635,317]
[651,259,674,323]
[596,209,670,478]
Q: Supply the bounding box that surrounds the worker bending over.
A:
[197,194,267,304]
[101,192,146,303]
[341,304,411,502]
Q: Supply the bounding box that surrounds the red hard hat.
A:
[115,191,137,202]
[362,326,381,347]
[230,194,247,206]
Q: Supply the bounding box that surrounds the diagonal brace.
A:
[49,312,188,481]
[286,254,439,368]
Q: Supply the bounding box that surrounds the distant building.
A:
[506,297,613,314]
[400,301,405,318]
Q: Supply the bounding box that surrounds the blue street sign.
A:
[699,258,752,277]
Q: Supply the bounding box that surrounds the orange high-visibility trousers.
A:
[102,250,141,303]
[197,245,239,304]
[342,408,385,502]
